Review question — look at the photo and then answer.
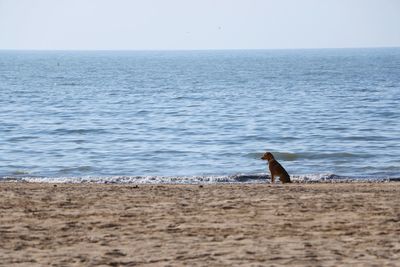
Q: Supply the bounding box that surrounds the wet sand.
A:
[1,182,399,266]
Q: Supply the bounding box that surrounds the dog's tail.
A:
[281,170,291,183]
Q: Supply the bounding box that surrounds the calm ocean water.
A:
[1,49,399,183]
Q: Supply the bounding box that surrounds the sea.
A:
[1,48,399,183]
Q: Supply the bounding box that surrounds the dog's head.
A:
[261,152,274,161]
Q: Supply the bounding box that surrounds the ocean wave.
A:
[1,173,397,184]
[248,152,372,161]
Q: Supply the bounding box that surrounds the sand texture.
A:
[1,182,400,266]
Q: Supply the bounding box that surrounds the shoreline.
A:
[1,173,400,184]
[1,182,399,266]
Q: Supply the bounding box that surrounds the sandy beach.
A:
[0,182,399,266]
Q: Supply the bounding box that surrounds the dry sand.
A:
[0,182,399,266]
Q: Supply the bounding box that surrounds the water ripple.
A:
[1,49,399,179]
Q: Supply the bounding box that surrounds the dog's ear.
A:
[261,152,271,160]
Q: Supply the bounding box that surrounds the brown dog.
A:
[261,152,291,184]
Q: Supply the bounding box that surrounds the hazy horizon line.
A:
[1,45,399,52]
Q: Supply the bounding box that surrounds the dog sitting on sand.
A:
[261,152,291,184]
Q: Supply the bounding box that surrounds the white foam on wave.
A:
[1,173,395,184]
[291,173,395,183]
[7,174,266,184]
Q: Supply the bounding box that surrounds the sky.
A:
[0,0,399,50]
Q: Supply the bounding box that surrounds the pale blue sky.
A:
[1,0,399,50]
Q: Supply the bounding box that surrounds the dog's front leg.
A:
[270,174,275,184]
